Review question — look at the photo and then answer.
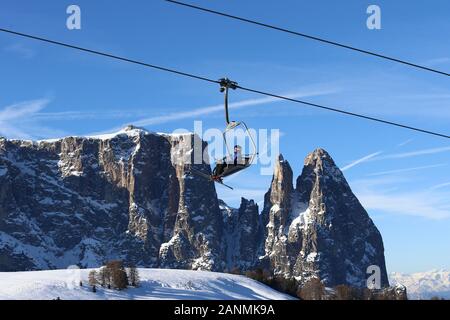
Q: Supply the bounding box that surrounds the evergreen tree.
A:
[103,266,112,289]
[112,268,128,290]
[97,267,106,287]
[106,260,128,290]
[127,264,140,287]
[88,270,97,287]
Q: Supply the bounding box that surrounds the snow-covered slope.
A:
[0,268,295,300]
[389,269,450,300]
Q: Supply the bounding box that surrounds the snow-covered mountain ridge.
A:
[389,269,450,300]
[1,126,389,290]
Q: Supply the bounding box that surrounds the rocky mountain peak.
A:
[264,149,389,288]
[269,153,294,206]
[303,148,341,178]
[296,148,346,202]
[304,147,330,164]
[123,124,142,132]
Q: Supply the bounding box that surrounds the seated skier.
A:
[212,145,242,181]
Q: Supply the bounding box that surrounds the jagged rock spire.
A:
[267,154,294,211]
[262,149,389,288]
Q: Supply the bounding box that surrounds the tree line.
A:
[232,268,407,300]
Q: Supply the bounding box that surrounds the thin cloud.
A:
[429,182,450,191]
[366,164,447,177]
[132,87,338,127]
[32,110,146,121]
[3,43,35,59]
[30,87,338,124]
[89,86,339,136]
[0,99,66,140]
[0,99,48,121]
[398,93,450,100]
[341,151,383,172]
[397,139,413,147]
[352,178,450,220]
[0,99,49,139]
[425,57,450,67]
[333,71,450,119]
[340,142,450,172]
[357,192,450,220]
[373,147,450,161]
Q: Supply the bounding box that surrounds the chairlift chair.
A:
[190,78,258,189]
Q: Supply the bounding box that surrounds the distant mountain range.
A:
[390,269,450,300]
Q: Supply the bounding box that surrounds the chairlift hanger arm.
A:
[219,78,238,125]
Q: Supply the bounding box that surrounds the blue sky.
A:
[0,0,449,274]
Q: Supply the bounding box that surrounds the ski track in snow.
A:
[0,268,295,300]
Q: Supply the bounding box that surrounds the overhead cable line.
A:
[0,28,219,85]
[0,27,448,139]
[236,85,449,139]
[165,0,450,78]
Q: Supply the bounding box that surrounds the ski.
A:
[189,169,234,190]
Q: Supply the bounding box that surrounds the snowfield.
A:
[0,268,295,300]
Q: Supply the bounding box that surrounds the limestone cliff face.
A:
[220,198,264,271]
[0,126,223,271]
[159,133,224,270]
[261,149,389,287]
